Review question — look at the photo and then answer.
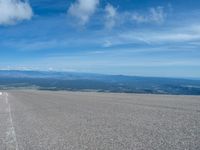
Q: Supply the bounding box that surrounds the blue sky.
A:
[0,0,200,78]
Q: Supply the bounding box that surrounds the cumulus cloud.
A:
[105,4,117,29]
[0,0,33,25]
[131,6,166,24]
[68,0,99,25]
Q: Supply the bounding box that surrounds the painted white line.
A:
[5,93,8,104]
[5,92,19,150]
[0,92,2,96]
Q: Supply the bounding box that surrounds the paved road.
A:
[0,90,200,150]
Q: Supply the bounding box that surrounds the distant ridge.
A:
[0,70,200,95]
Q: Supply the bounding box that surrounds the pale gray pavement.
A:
[0,90,200,150]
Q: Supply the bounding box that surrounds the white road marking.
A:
[5,92,19,150]
[5,93,8,104]
[0,92,2,96]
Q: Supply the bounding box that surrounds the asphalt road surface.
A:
[0,90,199,150]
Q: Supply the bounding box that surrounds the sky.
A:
[0,0,200,78]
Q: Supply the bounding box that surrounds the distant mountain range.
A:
[0,70,200,95]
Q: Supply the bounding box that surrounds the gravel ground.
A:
[0,90,200,150]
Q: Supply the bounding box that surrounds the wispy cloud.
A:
[102,5,167,30]
[104,4,117,29]
[131,6,166,24]
[0,0,33,25]
[67,1,167,29]
[68,0,99,25]
[103,40,113,47]
[102,23,200,48]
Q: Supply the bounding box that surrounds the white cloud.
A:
[103,40,112,47]
[119,32,200,44]
[103,5,166,29]
[68,0,99,25]
[101,24,200,48]
[0,0,33,25]
[105,4,117,29]
[132,6,165,24]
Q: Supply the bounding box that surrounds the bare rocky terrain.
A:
[0,90,200,150]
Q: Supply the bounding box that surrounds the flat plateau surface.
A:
[0,90,200,150]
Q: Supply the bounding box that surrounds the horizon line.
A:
[0,69,199,81]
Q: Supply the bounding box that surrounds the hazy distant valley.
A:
[0,70,200,95]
